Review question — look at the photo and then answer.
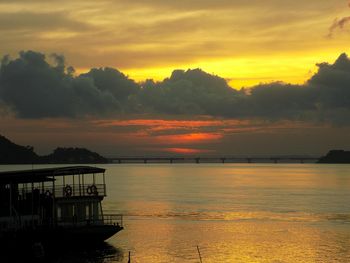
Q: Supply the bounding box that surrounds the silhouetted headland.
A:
[0,135,107,164]
[318,150,350,163]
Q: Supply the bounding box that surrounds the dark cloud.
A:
[81,68,139,102]
[0,51,136,118]
[135,53,350,123]
[246,82,315,119]
[308,53,350,108]
[1,51,350,125]
[136,69,241,115]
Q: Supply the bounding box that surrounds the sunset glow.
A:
[1,0,350,156]
[154,133,223,144]
[1,1,350,87]
[163,148,213,154]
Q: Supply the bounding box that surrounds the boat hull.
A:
[0,224,123,250]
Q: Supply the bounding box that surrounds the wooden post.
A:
[82,174,85,196]
[197,246,203,263]
[79,173,81,196]
[103,172,106,196]
[73,174,75,196]
[9,183,12,217]
[31,181,34,226]
[52,173,56,225]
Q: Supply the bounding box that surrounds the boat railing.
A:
[56,214,123,227]
[103,214,123,227]
[18,184,106,199]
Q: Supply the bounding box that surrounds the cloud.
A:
[136,69,241,116]
[328,17,350,37]
[0,0,340,76]
[1,51,350,125]
[328,0,350,37]
[81,67,139,102]
[134,53,350,124]
[0,51,135,118]
[245,82,315,119]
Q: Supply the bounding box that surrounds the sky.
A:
[1,0,350,156]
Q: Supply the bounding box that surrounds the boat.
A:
[0,166,123,252]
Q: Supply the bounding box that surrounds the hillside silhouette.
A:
[0,135,107,164]
[0,135,39,164]
[318,150,350,164]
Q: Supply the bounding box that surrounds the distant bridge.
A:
[107,156,320,164]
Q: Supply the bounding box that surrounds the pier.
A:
[108,156,320,164]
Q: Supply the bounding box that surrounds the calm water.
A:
[1,164,350,262]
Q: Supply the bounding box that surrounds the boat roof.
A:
[0,166,105,184]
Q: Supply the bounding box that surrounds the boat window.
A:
[85,204,90,220]
[57,206,62,220]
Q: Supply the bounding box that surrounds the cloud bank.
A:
[0,51,135,117]
[1,51,350,124]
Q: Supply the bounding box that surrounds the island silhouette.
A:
[0,135,107,164]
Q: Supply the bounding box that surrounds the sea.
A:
[1,163,350,262]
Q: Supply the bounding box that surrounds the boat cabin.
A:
[0,166,122,244]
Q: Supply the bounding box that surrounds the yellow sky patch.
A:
[1,0,350,88]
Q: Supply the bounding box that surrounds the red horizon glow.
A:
[164,147,213,154]
[154,133,223,144]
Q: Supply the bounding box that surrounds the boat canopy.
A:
[0,166,105,184]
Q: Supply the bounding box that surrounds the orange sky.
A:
[1,116,350,156]
[1,1,350,155]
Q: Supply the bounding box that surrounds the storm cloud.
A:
[135,54,350,123]
[1,51,350,124]
[0,51,137,118]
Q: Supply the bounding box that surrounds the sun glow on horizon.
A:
[73,50,349,89]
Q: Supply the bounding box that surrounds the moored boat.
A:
[0,166,123,252]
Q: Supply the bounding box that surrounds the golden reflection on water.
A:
[109,219,350,263]
[101,164,350,262]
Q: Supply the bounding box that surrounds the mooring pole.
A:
[9,183,12,217]
[197,245,203,263]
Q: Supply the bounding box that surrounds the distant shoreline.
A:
[2,134,350,164]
